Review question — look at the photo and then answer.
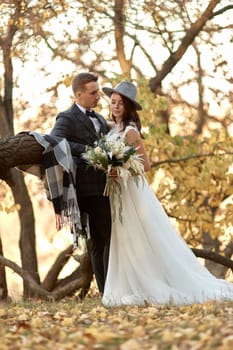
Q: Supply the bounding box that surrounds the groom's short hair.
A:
[72,72,98,93]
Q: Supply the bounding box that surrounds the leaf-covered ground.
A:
[0,296,232,350]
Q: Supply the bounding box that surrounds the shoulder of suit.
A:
[56,104,80,118]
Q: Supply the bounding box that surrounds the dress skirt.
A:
[102,177,233,306]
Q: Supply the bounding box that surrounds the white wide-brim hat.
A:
[102,81,142,110]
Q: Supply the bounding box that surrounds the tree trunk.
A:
[0,236,8,300]
[114,0,132,76]
[0,133,42,298]
[11,169,41,297]
[1,17,43,297]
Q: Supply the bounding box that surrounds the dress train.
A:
[102,176,233,306]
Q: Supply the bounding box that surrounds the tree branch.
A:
[192,248,233,271]
[0,253,93,301]
[42,245,74,291]
[0,255,53,300]
[150,0,221,92]
[151,151,233,168]
[212,5,233,18]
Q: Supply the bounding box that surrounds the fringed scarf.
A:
[29,132,82,248]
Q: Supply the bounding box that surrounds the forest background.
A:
[0,0,233,300]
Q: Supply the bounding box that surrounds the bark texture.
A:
[0,132,43,185]
[0,237,8,300]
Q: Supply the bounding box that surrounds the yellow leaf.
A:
[222,335,233,347]
[120,338,141,350]
[133,325,145,337]
[162,330,174,342]
[30,317,44,328]
[61,317,74,327]
[0,309,7,317]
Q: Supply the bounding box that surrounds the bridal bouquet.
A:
[82,134,145,222]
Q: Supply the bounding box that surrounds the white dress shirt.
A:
[76,103,101,133]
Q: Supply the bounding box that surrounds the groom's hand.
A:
[55,214,62,230]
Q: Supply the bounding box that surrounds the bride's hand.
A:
[109,168,118,177]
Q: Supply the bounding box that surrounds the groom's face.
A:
[75,81,100,109]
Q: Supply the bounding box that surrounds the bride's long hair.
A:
[111,95,144,138]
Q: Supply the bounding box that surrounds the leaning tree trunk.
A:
[0,133,43,297]
[0,132,43,185]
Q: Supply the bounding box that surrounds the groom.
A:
[50,72,111,293]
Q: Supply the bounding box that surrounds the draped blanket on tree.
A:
[0,132,93,300]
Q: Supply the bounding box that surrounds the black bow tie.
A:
[86,110,97,118]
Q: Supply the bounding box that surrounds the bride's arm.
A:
[106,120,114,130]
[125,129,151,172]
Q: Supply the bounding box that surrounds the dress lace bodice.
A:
[107,124,139,140]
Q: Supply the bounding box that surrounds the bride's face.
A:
[110,93,125,121]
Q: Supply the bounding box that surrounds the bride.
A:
[101,80,233,306]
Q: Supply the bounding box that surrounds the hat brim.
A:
[102,87,142,110]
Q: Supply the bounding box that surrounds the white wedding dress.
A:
[102,126,233,306]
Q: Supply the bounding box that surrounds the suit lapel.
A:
[95,114,106,135]
[72,104,98,137]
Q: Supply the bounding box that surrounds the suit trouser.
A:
[77,195,111,293]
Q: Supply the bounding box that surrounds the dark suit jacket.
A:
[50,103,109,197]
